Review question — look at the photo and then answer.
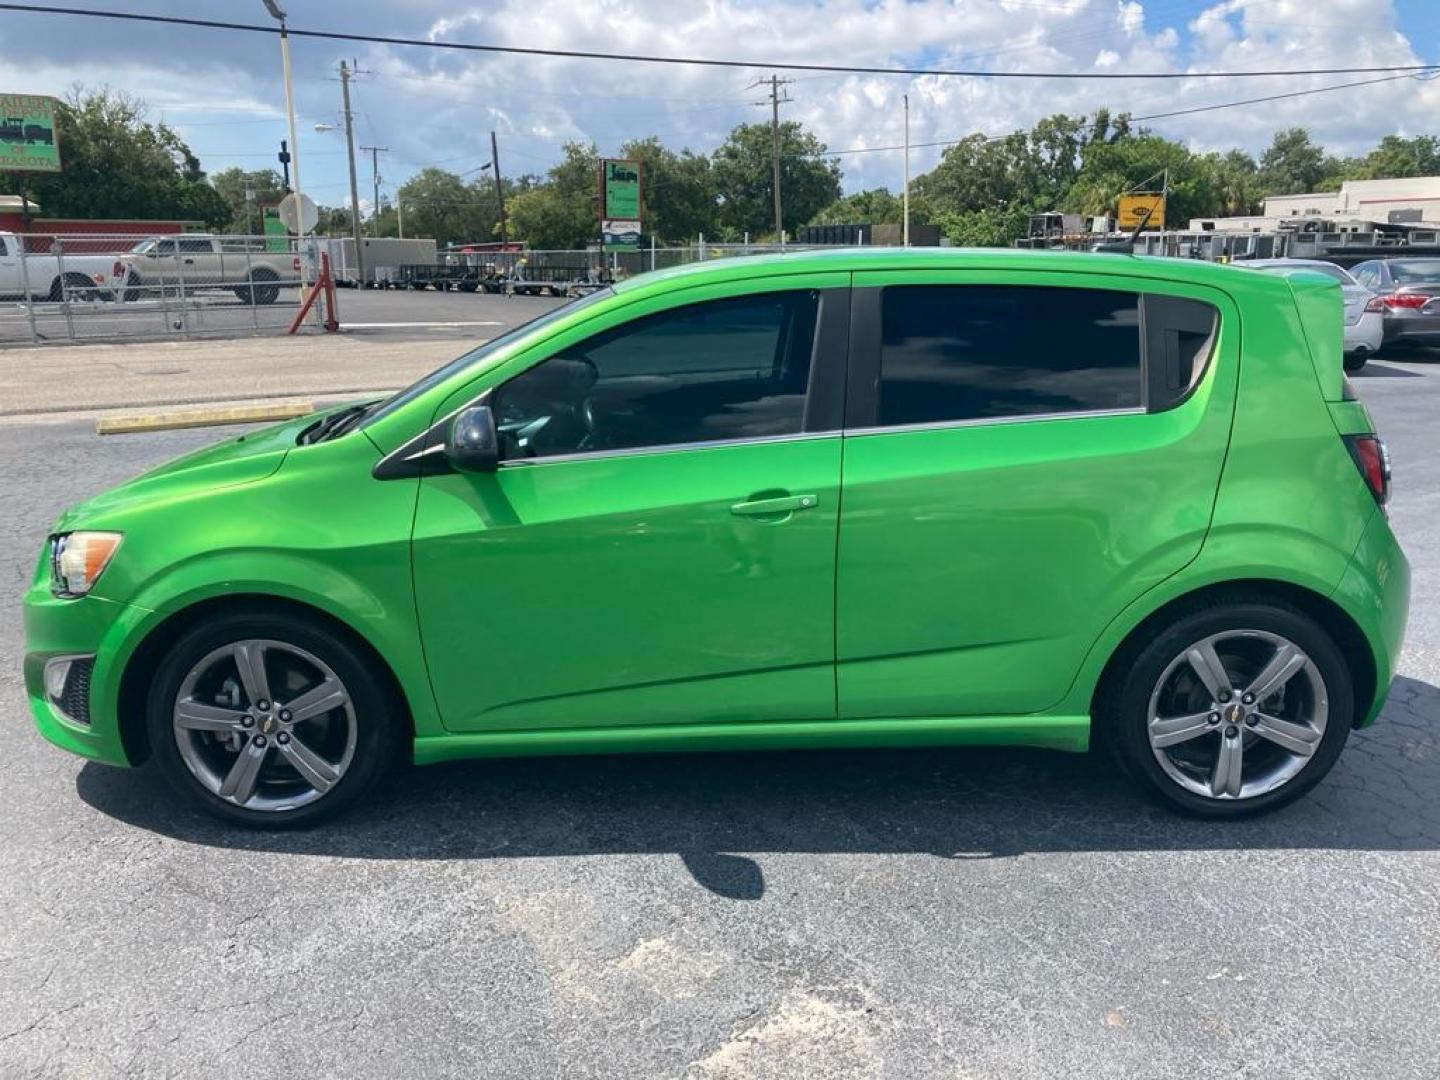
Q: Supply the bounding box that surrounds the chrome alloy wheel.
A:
[1146,630,1328,801]
[172,639,357,812]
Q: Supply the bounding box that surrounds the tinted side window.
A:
[877,285,1141,426]
[179,238,213,253]
[0,236,7,256]
[494,291,819,458]
[1143,294,1218,411]
[154,239,176,256]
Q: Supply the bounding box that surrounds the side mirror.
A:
[443,405,499,472]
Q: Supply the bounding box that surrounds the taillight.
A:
[1364,296,1385,313]
[1379,293,1428,310]
[1343,434,1390,506]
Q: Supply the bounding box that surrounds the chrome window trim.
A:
[496,428,839,469]
[842,406,1147,439]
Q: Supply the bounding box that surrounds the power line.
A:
[782,70,1432,161]
[1,4,1436,80]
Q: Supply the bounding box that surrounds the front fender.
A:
[116,549,442,738]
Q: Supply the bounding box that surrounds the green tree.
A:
[711,122,842,239]
[618,136,716,242]
[808,188,906,225]
[1066,131,1220,226]
[932,205,1032,247]
[914,131,1038,216]
[1199,150,1262,216]
[1257,128,1334,195]
[1348,135,1440,181]
[390,167,493,248]
[210,167,288,234]
[507,143,601,249]
[0,88,228,227]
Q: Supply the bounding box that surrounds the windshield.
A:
[1387,259,1440,284]
[360,287,616,428]
[129,239,155,255]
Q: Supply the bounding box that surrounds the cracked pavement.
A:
[1,354,1437,1078]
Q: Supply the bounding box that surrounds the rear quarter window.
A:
[1142,294,1219,411]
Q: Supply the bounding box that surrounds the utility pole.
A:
[748,75,793,244]
[769,76,791,244]
[338,60,365,285]
[903,93,911,247]
[360,145,389,237]
[491,129,508,245]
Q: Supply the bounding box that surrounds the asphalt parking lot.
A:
[0,357,1437,1078]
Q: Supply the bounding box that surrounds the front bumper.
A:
[1333,509,1411,727]
[22,584,151,766]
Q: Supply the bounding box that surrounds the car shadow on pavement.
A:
[76,675,1440,900]
[1354,362,1426,378]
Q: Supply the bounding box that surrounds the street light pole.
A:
[262,2,305,239]
[262,0,315,324]
[338,60,365,286]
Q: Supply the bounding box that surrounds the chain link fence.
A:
[0,232,317,345]
[0,234,847,343]
[431,242,834,296]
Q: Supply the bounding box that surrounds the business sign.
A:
[601,219,642,251]
[263,206,289,252]
[600,158,641,250]
[1117,194,1165,230]
[0,94,61,173]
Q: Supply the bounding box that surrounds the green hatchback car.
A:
[23,249,1409,826]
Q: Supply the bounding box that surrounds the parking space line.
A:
[342,321,506,329]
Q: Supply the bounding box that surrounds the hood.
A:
[54,406,342,530]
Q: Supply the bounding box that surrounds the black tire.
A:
[145,610,402,828]
[234,267,281,306]
[1099,594,1354,818]
[1343,350,1369,373]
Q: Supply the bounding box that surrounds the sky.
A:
[1,0,1438,214]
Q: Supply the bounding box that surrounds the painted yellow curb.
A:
[96,402,315,435]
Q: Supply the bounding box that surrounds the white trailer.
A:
[320,237,439,287]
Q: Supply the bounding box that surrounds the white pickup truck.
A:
[0,231,122,301]
[117,235,300,304]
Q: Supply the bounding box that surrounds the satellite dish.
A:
[277,192,319,234]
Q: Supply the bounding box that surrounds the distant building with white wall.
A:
[1263,177,1440,223]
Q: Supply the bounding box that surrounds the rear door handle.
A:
[731,493,819,516]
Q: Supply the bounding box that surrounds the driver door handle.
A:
[731,493,819,516]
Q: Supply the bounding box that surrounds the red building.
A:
[0,196,203,253]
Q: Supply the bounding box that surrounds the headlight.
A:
[51,531,122,597]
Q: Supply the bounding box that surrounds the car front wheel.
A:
[146,611,401,827]
[1102,596,1354,817]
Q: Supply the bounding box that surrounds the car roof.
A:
[610,246,1271,296]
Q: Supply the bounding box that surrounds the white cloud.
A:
[0,0,1432,203]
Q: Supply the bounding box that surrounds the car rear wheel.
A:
[146,611,401,827]
[1102,597,1353,817]
[1344,348,1369,373]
